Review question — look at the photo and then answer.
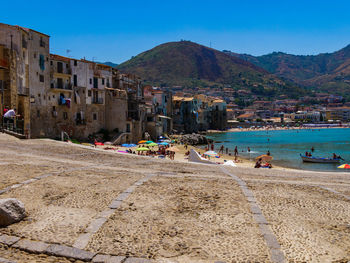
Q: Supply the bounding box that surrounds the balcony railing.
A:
[92,97,104,104]
[1,118,25,135]
[51,68,72,75]
[51,83,72,90]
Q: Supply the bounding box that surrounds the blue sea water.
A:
[206,128,350,171]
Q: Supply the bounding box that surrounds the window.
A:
[50,61,53,66]
[52,106,56,111]
[57,62,63,73]
[40,37,45,47]
[93,113,97,120]
[88,90,91,97]
[89,78,92,84]
[106,78,110,88]
[102,78,105,85]
[126,123,130,132]
[63,112,68,120]
[74,60,77,66]
[39,75,44,82]
[73,75,77,87]
[57,78,63,89]
[93,77,98,89]
[34,53,36,59]
[37,110,40,117]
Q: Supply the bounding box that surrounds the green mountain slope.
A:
[117,41,304,98]
[227,45,350,97]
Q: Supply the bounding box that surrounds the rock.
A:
[178,133,210,145]
[0,199,26,227]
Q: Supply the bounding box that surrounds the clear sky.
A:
[2,0,350,63]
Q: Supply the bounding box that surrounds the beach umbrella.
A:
[256,154,273,162]
[138,140,147,144]
[204,151,218,156]
[148,142,158,147]
[159,142,169,145]
[167,146,180,152]
[145,141,154,144]
[136,147,150,151]
[338,164,350,169]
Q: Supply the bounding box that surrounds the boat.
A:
[300,154,341,163]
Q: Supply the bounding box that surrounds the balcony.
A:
[92,97,104,104]
[51,68,72,77]
[18,87,29,96]
[51,83,73,91]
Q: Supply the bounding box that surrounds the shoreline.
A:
[60,138,348,175]
[206,125,350,134]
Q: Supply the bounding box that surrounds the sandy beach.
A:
[0,133,349,262]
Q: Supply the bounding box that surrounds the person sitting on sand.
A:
[262,162,272,168]
[255,158,262,168]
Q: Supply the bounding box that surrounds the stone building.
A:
[114,73,147,142]
[173,96,199,133]
[0,24,31,137]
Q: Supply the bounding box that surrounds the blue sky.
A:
[2,0,350,63]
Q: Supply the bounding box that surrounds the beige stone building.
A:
[0,24,31,137]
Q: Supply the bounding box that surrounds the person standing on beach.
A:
[219,145,224,154]
[248,147,251,153]
[234,146,238,157]
[226,147,228,154]
[211,143,214,151]
[311,146,315,152]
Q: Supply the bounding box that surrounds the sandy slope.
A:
[0,133,349,262]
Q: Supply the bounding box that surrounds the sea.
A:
[206,128,350,171]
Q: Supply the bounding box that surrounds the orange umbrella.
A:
[256,155,273,162]
[138,140,147,144]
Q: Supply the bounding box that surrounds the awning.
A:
[158,115,171,119]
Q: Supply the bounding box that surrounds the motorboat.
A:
[300,154,341,163]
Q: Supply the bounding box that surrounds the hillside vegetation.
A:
[117,41,305,98]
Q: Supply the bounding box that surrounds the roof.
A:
[213,99,224,103]
[237,113,255,119]
[173,96,194,102]
[50,54,71,63]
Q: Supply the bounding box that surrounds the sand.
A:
[86,176,270,262]
[0,133,350,262]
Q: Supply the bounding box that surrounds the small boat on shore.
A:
[300,154,341,163]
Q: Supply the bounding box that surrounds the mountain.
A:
[226,45,350,98]
[98,61,118,68]
[117,41,304,98]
